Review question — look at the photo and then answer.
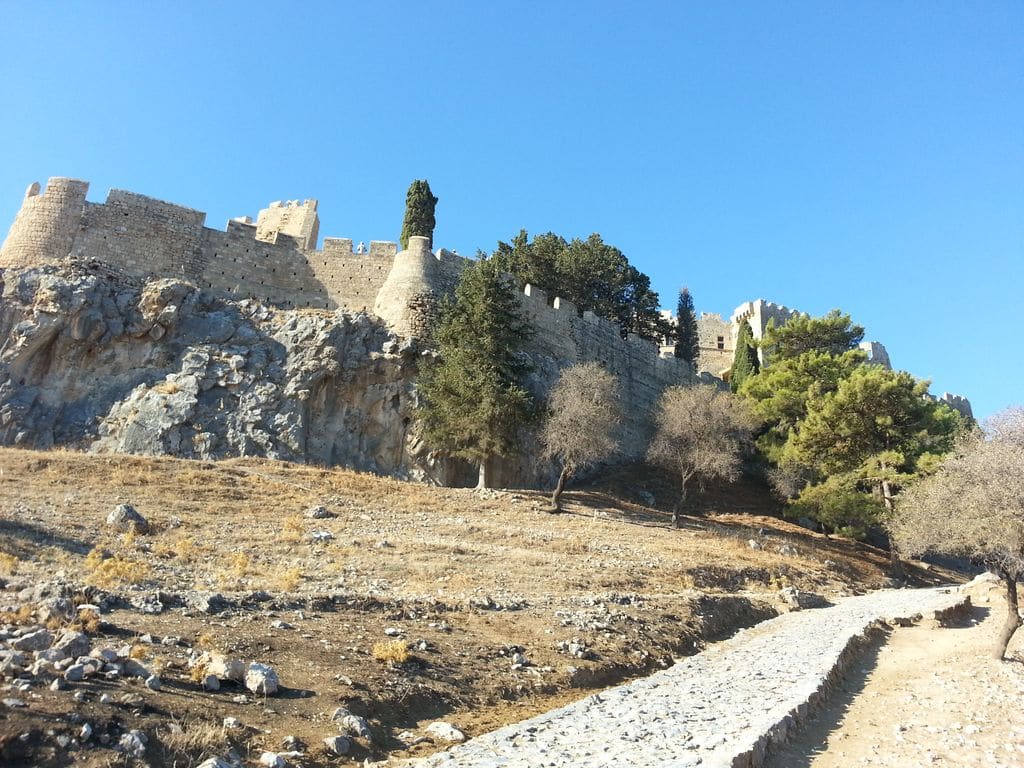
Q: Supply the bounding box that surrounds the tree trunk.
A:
[550,466,570,513]
[672,475,691,528]
[994,570,1022,661]
[880,479,903,577]
[475,458,490,490]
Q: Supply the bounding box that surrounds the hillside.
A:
[0,448,958,767]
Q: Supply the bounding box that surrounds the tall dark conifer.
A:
[416,258,534,488]
[399,180,438,249]
[730,319,760,392]
[674,287,699,366]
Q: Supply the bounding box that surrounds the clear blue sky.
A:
[1,2,1020,419]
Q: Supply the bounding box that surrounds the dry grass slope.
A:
[0,448,959,767]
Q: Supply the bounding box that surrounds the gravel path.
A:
[408,586,967,768]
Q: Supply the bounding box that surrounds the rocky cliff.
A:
[0,258,442,479]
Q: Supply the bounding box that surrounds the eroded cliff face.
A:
[0,258,445,479]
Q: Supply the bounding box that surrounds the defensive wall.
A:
[0,178,398,313]
[0,179,696,432]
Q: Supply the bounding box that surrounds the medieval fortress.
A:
[0,177,971,421]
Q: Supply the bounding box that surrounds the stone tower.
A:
[0,178,89,267]
[255,199,320,250]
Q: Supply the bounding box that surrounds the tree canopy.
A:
[490,229,672,343]
[416,258,534,488]
[761,309,864,363]
[399,179,438,249]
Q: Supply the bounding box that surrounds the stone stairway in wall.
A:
[405,585,969,768]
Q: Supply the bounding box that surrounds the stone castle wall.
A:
[0,178,401,313]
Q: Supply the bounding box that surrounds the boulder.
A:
[323,735,352,755]
[425,721,466,743]
[106,503,148,533]
[244,663,279,695]
[11,628,53,652]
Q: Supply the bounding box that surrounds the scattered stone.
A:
[223,716,242,729]
[106,503,149,533]
[11,628,53,652]
[197,758,236,768]
[208,655,246,682]
[145,674,162,690]
[2,698,27,708]
[50,678,66,691]
[305,505,333,519]
[245,662,279,695]
[99,693,112,704]
[270,620,293,630]
[779,544,799,556]
[80,723,93,741]
[796,517,818,531]
[323,735,352,755]
[310,530,334,542]
[119,729,148,759]
[53,631,91,659]
[339,714,372,739]
[426,721,466,743]
[64,664,86,682]
[203,674,221,691]
[384,627,401,636]
[747,539,762,550]
[188,592,228,614]
[259,752,286,768]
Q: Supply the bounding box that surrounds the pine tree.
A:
[416,258,534,488]
[730,319,759,392]
[674,287,699,365]
[399,179,438,250]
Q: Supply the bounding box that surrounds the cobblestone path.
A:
[410,586,966,768]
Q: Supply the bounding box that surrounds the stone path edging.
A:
[404,585,969,768]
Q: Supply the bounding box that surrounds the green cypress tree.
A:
[674,287,700,366]
[416,258,534,488]
[399,179,438,250]
[730,319,760,392]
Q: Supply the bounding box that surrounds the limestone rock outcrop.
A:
[0,258,438,478]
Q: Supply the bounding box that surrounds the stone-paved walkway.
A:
[408,586,967,768]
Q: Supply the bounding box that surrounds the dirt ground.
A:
[0,448,957,766]
[766,577,1024,768]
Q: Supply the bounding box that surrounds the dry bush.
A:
[83,547,149,588]
[372,640,410,664]
[156,719,226,764]
[276,567,302,592]
[280,515,305,544]
[0,605,36,626]
[230,552,250,578]
[74,607,101,634]
[0,552,18,575]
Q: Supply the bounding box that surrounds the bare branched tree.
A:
[892,407,1024,660]
[540,363,620,512]
[647,384,756,526]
